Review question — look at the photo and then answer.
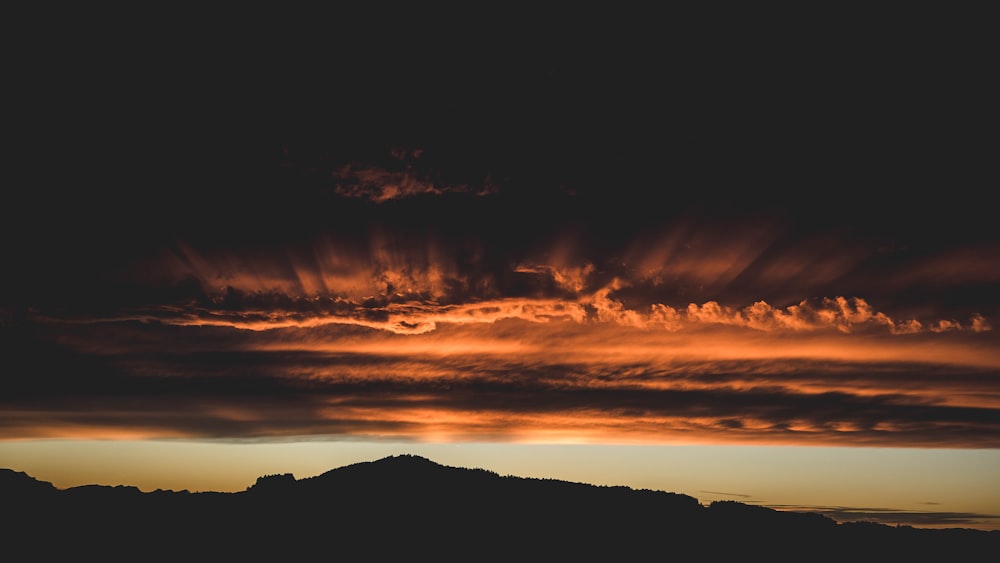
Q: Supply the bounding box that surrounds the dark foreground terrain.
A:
[3,455,997,561]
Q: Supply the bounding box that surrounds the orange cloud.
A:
[7,308,1000,448]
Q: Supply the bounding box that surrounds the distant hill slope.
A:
[3,455,998,561]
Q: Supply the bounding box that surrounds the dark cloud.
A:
[4,317,999,446]
[769,505,1000,530]
[701,490,752,499]
[4,10,998,453]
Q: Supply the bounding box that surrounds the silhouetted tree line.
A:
[2,457,997,562]
[248,472,296,493]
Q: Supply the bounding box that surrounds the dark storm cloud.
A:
[3,10,997,451]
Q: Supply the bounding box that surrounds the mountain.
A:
[2,456,997,561]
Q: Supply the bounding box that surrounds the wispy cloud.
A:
[329,163,497,202]
[278,145,499,202]
[768,504,1000,530]
[701,490,753,498]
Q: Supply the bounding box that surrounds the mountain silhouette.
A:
[3,455,997,561]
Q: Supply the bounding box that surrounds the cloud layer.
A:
[6,235,998,447]
[5,30,998,450]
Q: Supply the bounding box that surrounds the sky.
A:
[3,10,999,530]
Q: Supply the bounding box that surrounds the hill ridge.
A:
[2,455,998,561]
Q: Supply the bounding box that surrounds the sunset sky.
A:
[3,11,998,531]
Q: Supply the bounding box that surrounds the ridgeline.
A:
[3,455,997,561]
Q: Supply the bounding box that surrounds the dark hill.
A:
[3,455,997,561]
[0,468,58,493]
